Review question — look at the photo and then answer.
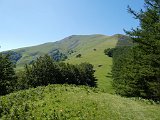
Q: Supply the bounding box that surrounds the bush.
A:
[104,48,116,57]
[76,54,81,58]
[17,55,97,89]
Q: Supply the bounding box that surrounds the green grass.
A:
[13,34,116,67]
[12,34,134,93]
[2,34,159,120]
[13,34,120,93]
[13,34,132,93]
[1,84,160,120]
[66,35,118,93]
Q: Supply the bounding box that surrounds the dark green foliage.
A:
[104,48,115,57]
[58,62,97,87]
[112,46,140,96]
[23,55,60,88]
[2,51,22,64]
[79,63,97,87]
[67,50,75,54]
[15,70,29,90]
[112,0,160,101]
[76,54,81,58]
[49,49,67,61]
[93,48,96,51]
[0,54,16,95]
[17,55,97,89]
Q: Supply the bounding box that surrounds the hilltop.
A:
[4,34,128,67]
[0,84,159,120]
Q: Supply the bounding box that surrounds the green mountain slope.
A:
[1,84,159,120]
[65,35,118,93]
[65,34,132,92]
[5,34,131,92]
[10,34,117,67]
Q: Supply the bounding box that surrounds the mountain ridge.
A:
[2,34,125,67]
[2,34,120,52]
[1,34,131,92]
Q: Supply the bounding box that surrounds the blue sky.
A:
[0,0,144,51]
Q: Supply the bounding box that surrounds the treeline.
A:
[105,0,160,101]
[0,54,97,96]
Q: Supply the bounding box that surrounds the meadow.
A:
[1,84,160,120]
[66,35,118,93]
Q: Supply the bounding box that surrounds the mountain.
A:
[4,34,129,67]
[2,34,132,92]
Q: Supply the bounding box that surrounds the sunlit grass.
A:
[66,36,118,93]
[15,34,118,93]
[1,84,159,120]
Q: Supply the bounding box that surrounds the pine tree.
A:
[24,55,60,87]
[112,0,160,101]
[0,54,16,95]
[125,0,160,100]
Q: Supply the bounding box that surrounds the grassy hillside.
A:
[0,84,159,120]
[5,34,130,93]
[66,35,119,93]
[13,34,115,67]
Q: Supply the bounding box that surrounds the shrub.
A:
[17,55,97,89]
[104,48,115,57]
[76,54,81,58]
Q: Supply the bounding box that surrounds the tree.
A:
[58,62,97,87]
[24,55,60,88]
[79,62,97,87]
[20,54,97,89]
[0,54,16,95]
[126,0,160,100]
[113,0,160,101]
[104,48,117,57]
[76,54,82,58]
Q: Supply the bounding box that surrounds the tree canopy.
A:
[17,55,97,90]
[0,54,16,95]
[112,0,160,101]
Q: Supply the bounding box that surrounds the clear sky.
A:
[0,0,144,51]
